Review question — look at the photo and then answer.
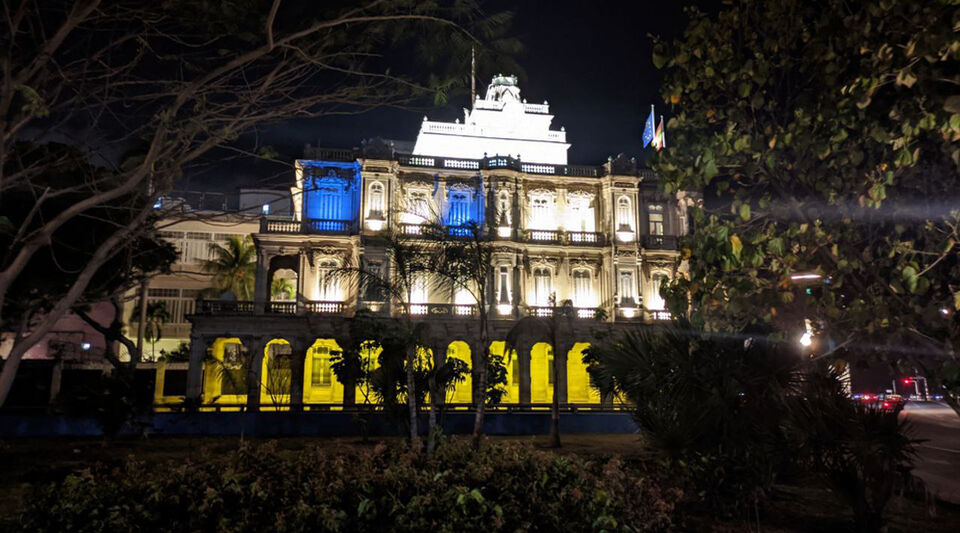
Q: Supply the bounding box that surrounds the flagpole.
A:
[660,115,666,149]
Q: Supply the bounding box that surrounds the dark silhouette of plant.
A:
[586,320,799,513]
[790,365,919,533]
[202,235,255,300]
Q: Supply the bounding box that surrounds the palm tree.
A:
[143,301,170,360]
[504,295,575,448]
[332,220,438,446]
[202,235,256,300]
[425,220,497,449]
[271,277,295,301]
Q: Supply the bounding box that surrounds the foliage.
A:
[271,277,296,301]
[0,0,519,406]
[202,235,256,300]
[652,0,960,407]
[585,321,799,513]
[141,301,170,360]
[158,341,191,362]
[484,352,509,406]
[789,365,919,532]
[18,441,681,532]
[55,372,153,438]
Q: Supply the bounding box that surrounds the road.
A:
[903,402,960,504]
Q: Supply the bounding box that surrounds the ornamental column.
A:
[518,341,532,405]
[289,337,310,412]
[245,336,268,412]
[555,340,573,405]
[185,332,206,407]
[254,249,270,314]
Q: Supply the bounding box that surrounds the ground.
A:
[904,403,960,504]
[1,429,958,531]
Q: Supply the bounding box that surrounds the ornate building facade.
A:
[182,76,696,411]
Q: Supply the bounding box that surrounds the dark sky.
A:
[179,1,704,192]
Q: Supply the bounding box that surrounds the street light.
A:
[798,331,813,348]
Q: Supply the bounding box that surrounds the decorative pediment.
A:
[404,179,434,190]
[526,188,556,199]
[529,254,560,268]
[447,181,476,193]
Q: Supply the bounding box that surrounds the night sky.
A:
[179,1,706,192]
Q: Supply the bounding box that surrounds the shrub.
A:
[789,365,918,533]
[18,441,681,532]
[585,321,799,514]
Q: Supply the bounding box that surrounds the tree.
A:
[651,0,960,412]
[142,301,170,360]
[202,236,256,300]
[271,277,295,301]
[0,0,518,407]
[504,296,576,448]
[423,220,499,448]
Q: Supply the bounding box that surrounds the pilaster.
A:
[185,332,206,404]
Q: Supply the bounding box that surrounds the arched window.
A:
[447,192,471,226]
[407,191,430,222]
[619,270,636,305]
[533,267,552,306]
[649,272,667,310]
[410,272,428,304]
[497,265,511,305]
[566,194,595,232]
[368,182,384,218]
[648,204,664,235]
[311,345,333,387]
[497,192,511,226]
[572,269,592,307]
[528,195,554,229]
[318,259,340,301]
[616,196,633,231]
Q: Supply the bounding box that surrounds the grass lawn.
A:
[2,434,957,531]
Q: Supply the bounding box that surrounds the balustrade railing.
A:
[266,301,297,314]
[566,231,604,245]
[196,300,256,314]
[525,229,561,243]
[394,153,604,178]
[260,218,353,235]
[648,310,672,321]
[304,301,345,314]
[400,223,424,235]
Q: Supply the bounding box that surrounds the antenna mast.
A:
[470,46,476,105]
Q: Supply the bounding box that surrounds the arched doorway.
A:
[490,341,518,404]
[566,342,600,404]
[304,339,345,404]
[530,342,553,405]
[446,341,472,404]
[203,337,246,408]
[261,339,292,408]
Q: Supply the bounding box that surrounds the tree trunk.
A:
[472,316,490,449]
[549,336,561,448]
[406,344,419,445]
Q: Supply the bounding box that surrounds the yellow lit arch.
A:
[261,338,292,408]
[446,341,472,405]
[304,339,345,404]
[203,337,246,408]
[490,341,517,404]
[530,342,553,405]
[566,342,601,404]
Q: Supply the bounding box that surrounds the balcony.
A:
[409,303,478,317]
[524,229,561,244]
[396,153,603,178]
[641,234,679,250]
[195,300,346,316]
[566,231,604,246]
[524,306,600,319]
[260,218,353,235]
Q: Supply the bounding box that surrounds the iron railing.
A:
[641,234,679,249]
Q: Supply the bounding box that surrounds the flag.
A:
[653,115,666,151]
[642,105,656,148]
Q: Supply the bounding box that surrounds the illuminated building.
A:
[175,76,697,410]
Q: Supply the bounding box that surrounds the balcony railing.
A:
[195,300,346,316]
[408,303,478,317]
[266,301,297,314]
[648,310,673,321]
[195,300,255,314]
[525,229,561,243]
[566,231,604,246]
[260,218,354,235]
[396,153,603,178]
[304,301,345,314]
[642,235,679,250]
[524,306,600,319]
